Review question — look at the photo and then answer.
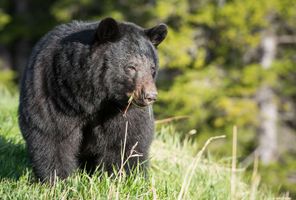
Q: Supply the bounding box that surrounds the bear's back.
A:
[27,21,98,70]
[19,21,99,129]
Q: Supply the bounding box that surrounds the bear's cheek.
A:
[124,81,141,99]
[125,75,137,89]
[132,84,144,99]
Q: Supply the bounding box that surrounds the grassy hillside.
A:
[0,89,282,199]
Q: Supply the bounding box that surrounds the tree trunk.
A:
[11,0,31,81]
[12,39,30,80]
[0,45,12,70]
[257,32,278,164]
[217,0,225,7]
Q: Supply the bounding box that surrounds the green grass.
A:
[0,89,279,200]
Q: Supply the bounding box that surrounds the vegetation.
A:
[0,89,281,199]
[0,0,295,197]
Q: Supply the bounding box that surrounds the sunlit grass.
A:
[0,90,280,199]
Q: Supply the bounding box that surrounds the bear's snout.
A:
[143,91,158,104]
[143,77,158,103]
[137,83,158,106]
[132,81,158,107]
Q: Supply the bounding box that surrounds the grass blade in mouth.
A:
[123,92,134,117]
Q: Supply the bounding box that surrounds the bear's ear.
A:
[145,23,168,47]
[96,17,120,43]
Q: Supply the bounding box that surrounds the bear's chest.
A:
[80,106,154,155]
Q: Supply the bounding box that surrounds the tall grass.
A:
[0,90,285,199]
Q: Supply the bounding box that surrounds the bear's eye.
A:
[127,65,137,72]
[152,66,156,77]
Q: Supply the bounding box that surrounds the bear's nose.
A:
[144,92,158,104]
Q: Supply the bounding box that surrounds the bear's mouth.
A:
[132,99,151,107]
[126,91,154,108]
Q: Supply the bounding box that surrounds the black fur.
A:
[18,18,167,182]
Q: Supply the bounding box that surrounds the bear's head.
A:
[92,17,167,108]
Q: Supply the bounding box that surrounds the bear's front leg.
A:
[26,129,81,183]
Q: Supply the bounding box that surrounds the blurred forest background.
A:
[0,0,295,196]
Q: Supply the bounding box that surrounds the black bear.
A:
[18,17,167,182]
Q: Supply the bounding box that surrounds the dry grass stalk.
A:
[250,151,260,200]
[108,184,115,200]
[231,126,238,200]
[177,135,226,200]
[275,193,291,200]
[123,93,135,117]
[115,121,129,200]
[155,116,190,124]
[151,176,157,200]
[115,120,143,200]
